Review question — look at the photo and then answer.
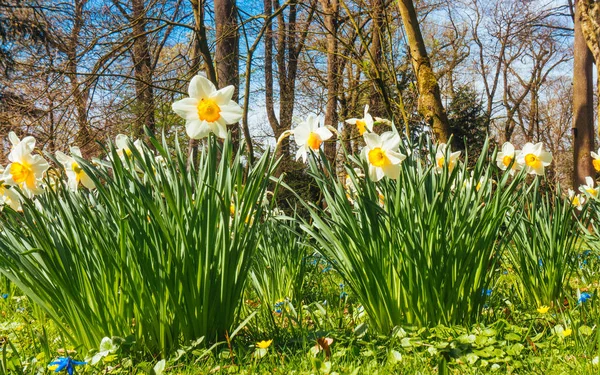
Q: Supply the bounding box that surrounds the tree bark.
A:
[320,0,339,166]
[214,0,240,148]
[397,0,450,143]
[130,0,156,137]
[574,0,596,185]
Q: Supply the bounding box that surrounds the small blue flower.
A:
[538,258,543,268]
[583,250,592,257]
[339,283,345,290]
[579,292,592,304]
[340,291,348,299]
[1,293,8,299]
[322,266,332,273]
[481,289,493,297]
[16,307,25,313]
[48,357,86,375]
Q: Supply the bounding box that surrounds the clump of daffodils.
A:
[171,75,243,139]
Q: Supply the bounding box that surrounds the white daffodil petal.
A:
[212,85,235,104]
[363,133,381,150]
[218,102,243,124]
[189,75,216,99]
[186,120,212,140]
[315,127,333,141]
[382,164,401,180]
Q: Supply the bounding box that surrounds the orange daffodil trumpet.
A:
[171,75,243,139]
[435,143,461,173]
[496,142,521,175]
[1,132,49,197]
[362,131,406,181]
[345,105,374,135]
[516,142,552,176]
[568,189,585,211]
[56,147,95,191]
[292,114,333,163]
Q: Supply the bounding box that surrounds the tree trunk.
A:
[574,0,596,185]
[397,0,450,143]
[215,0,240,148]
[131,0,156,137]
[320,0,339,166]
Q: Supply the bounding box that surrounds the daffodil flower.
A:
[114,134,144,160]
[496,142,521,175]
[345,105,374,135]
[56,147,95,191]
[568,189,585,211]
[435,143,461,173]
[516,142,552,176]
[1,132,48,197]
[171,75,243,139]
[591,148,600,172]
[48,357,86,375]
[362,132,406,181]
[579,176,599,200]
[292,114,333,163]
[0,167,21,211]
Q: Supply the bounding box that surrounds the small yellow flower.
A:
[256,339,273,349]
[537,305,550,314]
[563,328,572,337]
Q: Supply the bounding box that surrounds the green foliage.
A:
[507,183,587,307]
[0,134,276,356]
[299,137,525,332]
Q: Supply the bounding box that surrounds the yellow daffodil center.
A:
[356,120,367,135]
[587,188,598,197]
[368,147,390,167]
[593,159,600,172]
[257,339,273,349]
[572,196,580,207]
[71,162,85,182]
[307,132,322,150]
[197,98,221,122]
[525,154,540,168]
[10,162,35,187]
[502,155,513,167]
[437,156,445,169]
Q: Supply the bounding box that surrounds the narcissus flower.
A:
[114,134,143,160]
[292,114,333,163]
[516,142,552,176]
[362,131,406,181]
[568,189,585,211]
[579,176,599,199]
[435,143,461,173]
[0,173,20,211]
[496,142,521,175]
[345,105,374,135]
[56,147,95,191]
[256,339,273,349]
[537,305,550,314]
[591,148,600,172]
[1,132,48,196]
[172,75,243,139]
